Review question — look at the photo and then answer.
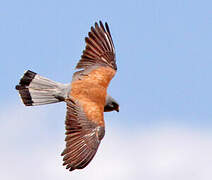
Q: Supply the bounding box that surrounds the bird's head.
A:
[104,95,119,112]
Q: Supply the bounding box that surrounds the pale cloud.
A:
[1,104,212,180]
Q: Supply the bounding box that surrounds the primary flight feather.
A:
[15,21,119,171]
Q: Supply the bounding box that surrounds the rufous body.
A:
[70,66,116,126]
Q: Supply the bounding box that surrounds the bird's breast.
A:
[70,67,115,126]
[69,80,106,126]
[68,66,116,126]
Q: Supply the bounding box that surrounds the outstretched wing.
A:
[61,99,105,171]
[76,21,117,71]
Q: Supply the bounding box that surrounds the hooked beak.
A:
[116,107,119,112]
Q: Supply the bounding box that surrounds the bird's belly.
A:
[69,81,106,126]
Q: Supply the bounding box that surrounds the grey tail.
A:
[15,70,70,106]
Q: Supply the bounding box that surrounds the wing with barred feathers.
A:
[76,21,117,71]
[61,99,105,171]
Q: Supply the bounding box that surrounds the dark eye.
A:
[112,102,117,107]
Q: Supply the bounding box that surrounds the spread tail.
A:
[15,70,70,106]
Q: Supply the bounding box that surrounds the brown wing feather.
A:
[61,99,105,171]
[76,21,117,71]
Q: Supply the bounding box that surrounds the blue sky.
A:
[0,0,212,179]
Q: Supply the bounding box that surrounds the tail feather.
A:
[16,70,70,106]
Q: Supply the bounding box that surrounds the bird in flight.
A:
[15,21,119,171]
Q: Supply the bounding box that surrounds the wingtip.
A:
[105,22,111,34]
[99,20,103,26]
